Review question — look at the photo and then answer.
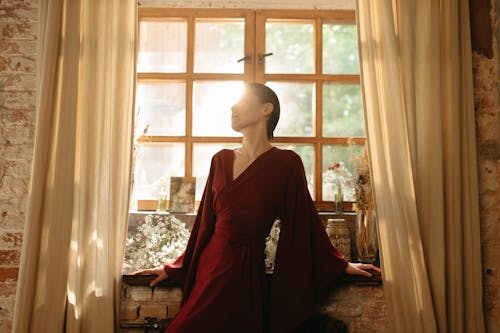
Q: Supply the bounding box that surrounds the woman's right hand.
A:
[132,266,169,287]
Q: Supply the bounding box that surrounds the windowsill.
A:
[122,270,382,287]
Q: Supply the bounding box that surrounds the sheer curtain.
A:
[12,0,136,332]
[356,0,485,332]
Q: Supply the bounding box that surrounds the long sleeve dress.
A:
[163,147,348,333]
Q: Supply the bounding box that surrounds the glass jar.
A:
[325,218,351,261]
[355,209,378,263]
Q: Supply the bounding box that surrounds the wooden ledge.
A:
[122,270,382,288]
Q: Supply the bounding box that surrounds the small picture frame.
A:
[169,177,196,213]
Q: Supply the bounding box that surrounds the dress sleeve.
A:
[163,155,217,287]
[269,152,349,333]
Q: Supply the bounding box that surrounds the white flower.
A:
[125,214,190,269]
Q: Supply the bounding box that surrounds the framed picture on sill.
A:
[169,177,196,213]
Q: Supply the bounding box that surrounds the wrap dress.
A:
[163,147,348,333]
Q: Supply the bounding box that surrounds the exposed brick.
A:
[0,90,36,110]
[0,73,36,91]
[0,232,22,250]
[0,281,17,297]
[0,0,36,330]
[0,196,27,230]
[0,41,37,55]
[0,267,18,282]
[139,303,169,319]
[2,143,34,160]
[0,281,16,333]
[0,22,37,40]
[128,286,153,302]
[0,0,38,7]
[0,250,20,266]
[152,286,182,302]
[0,7,38,23]
[121,300,140,321]
[0,55,36,72]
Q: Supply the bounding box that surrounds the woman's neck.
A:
[240,131,272,160]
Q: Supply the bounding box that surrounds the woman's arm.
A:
[132,266,168,287]
[345,262,381,277]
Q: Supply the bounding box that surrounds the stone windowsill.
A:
[122,271,382,287]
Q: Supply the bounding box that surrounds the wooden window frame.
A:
[136,8,365,211]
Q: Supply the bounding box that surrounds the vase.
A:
[355,209,378,263]
[334,182,344,213]
[325,218,351,261]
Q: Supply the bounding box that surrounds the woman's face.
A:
[230,89,269,134]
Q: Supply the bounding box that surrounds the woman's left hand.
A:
[345,262,381,277]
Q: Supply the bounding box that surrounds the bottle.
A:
[335,181,344,213]
[156,177,167,213]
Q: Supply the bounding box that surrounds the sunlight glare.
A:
[193,81,244,136]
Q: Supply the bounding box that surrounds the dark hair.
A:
[245,83,280,139]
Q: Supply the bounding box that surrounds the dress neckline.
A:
[230,146,276,182]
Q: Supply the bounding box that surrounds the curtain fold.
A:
[355,0,485,332]
[12,0,136,332]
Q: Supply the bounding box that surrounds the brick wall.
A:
[471,0,500,331]
[119,279,386,333]
[0,1,37,332]
[0,0,499,332]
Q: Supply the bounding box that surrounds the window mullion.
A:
[254,11,266,84]
[186,16,195,177]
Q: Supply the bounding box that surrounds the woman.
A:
[134,83,380,333]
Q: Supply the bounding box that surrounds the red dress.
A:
[163,147,348,333]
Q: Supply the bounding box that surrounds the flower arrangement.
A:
[124,214,190,269]
[324,161,355,202]
[348,142,374,212]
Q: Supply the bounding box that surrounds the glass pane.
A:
[266,82,315,137]
[265,21,314,74]
[323,24,360,74]
[193,143,240,200]
[323,83,365,137]
[135,82,186,136]
[194,19,245,73]
[132,144,185,200]
[192,81,245,136]
[138,20,187,73]
[322,145,362,202]
[275,144,314,198]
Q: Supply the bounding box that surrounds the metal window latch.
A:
[237,54,252,64]
[258,52,273,64]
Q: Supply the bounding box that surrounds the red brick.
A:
[0,250,20,266]
[0,267,19,282]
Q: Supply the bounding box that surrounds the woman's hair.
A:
[245,83,280,139]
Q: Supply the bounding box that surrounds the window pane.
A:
[138,20,187,73]
[266,82,315,137]
[265,21,314,74]
[275,144,314,198]
[194,19,245,73]
[193,143,240,200]
[135,82,186,136]
[192,81,245,137]
[132,144,185,200]
[323,83,365,137]
[323,24,359,74]
[322,145,362,201]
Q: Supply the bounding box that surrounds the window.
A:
[132,8,365,212]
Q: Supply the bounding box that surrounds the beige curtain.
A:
[356,0,485,332]
[12,0,136,332]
